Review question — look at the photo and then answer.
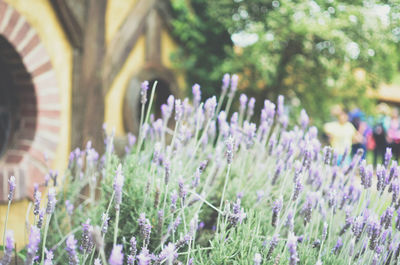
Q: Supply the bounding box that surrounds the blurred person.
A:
[349,109,368,160]
[388,108,400,161]
[372,103,391,166]
[324,108,358,165]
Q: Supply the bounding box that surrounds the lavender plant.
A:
[2,74,400,265]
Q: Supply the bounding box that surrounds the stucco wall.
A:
[105,35,146,136]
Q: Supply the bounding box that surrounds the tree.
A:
[170,0,232,98]
[173,0,400,127]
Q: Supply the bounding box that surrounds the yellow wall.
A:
[1,0,72,246]
[106,0,138,45]
[105,35,146,136]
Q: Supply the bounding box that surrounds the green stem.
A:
[40,214,52,265]
[216,164,231,234]
[100,248,108,265]
[3,200,11,247]
[88,247,96,265]
[137,81,158,154]
[113,209,120,246]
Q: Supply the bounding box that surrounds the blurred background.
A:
[0,0,400,242]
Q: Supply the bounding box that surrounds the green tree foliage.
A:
[170,0,232,98]
[171,0,400,127]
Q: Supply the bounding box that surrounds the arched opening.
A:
[0,35,37,161]
[123,66,180,135]
[139,78,173,120]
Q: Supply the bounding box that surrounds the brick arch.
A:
[0,1,61,201]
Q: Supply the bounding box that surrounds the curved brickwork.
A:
[0,0,60,201]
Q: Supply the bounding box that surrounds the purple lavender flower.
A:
[328,189,337,210]
[37,209,45,229]
[286,211,294,231]
[277,95,284,118]
[368,219,382,250]
[109,244,124,265]
[392,179,400,205]
[158,242,176,263]
[239,94,248,112]
[299,109,309,129]
[192,169,201,188]
[138,213,146,229]
[65,200,74,216]
[263,100,276,122]
[204,96,217,118]
[271,199,283,227]
[101,212,110,234]
[385,147,392,168]
[247,97,255,118]
[230,74,239,95]
[339,215,354,235]
[175,99,183,121]
[381,206,394,229]
[292,178,303,201]
[140,80,149,104]
[231,112,238,126]
[302,195,313,225]
[0,231,14,265]
[170,191,178,212]
[323,146,332,165]
[8,176,15,201]
[221,73,230,93]
[33,191,41,216]
[254,253,262,265]
[152,119,163,138]
[376,164,386,192]
[46,187,57,214]
[287,233,299,265]
[225,136,235,164]
[138,214,152,247]
[113,164,125,210]
[81,218,93,253]
[44,249,54,265]
[171,216,181,232]
[352,216,363,242]
[25,226,41,265]
[388,161,398,186]
[127,237,137,265]
[266,234,279,259]
[332,237,343,255]
[137,248,151,265]
[164,161,170,185]
[192,84,201,107]
[128,133,136,147]
[167,94,174,109]
[65,235,79,265]
[228,199,247,226]
[157,210,164,234]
